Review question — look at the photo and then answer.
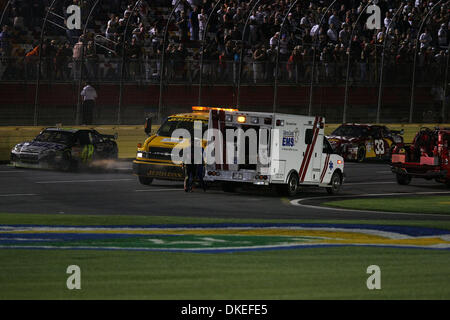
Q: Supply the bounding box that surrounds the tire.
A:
[276,173,299,197]
[326,172,342,195]
[357,145,366,162]
[396,173,411,185]
[222,182,236,193]
[138,176,153,185]
[110,144,119,159]
[59,152,72,172]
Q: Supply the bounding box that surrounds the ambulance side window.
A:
[323,138,334,154]
[305,129,313,144]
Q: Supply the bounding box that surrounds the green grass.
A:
[2,212,450,230]
[0,247,449,299]
[0,213,449,299]
[323,196,450,215]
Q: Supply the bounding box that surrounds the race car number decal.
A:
[374,139,385,155]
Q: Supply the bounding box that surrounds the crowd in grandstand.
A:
[0,0,449,84]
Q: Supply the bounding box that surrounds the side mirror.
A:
[144,117,152,136]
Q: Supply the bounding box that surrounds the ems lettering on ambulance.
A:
[282,129,299,148]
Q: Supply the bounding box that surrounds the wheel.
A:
[276,173,299,197]
[286,173,299,197]
[110,144,119,159]
[222,182,236,193]
[396,173,411,185]
[326,172,342,195]
[357,145,366,162]
[138,176,153,185]
[59,152,73,172]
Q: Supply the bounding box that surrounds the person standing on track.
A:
[80,83,97,125]
[183,135,206,192]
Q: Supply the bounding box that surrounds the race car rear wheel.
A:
[138,176,154,185]
[326,172,342,195]
[357,145,366,162]
[396,173,411,185]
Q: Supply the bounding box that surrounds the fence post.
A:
[308,0,337,117]
[33,0,59,126]
[273,0,299,114]
[343,1,372,123]
[118,0,142,125]
[409,0,444,123]
[198,0,223,106]
[0,0,11,27]
[158,0,187,122]
[376,4,404,124]
[236,0,261,109]
[76,0,100,125]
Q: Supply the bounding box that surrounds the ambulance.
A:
[132,106,236,185]
[203,110,345,196]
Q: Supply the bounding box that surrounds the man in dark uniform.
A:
[183,135,206,192]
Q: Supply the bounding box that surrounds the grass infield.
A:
[323,196,450,215]
[0,213,449,299]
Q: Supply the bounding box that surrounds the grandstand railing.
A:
[0,57,446,86]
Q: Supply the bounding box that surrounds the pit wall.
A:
[1,124,447,162]
[0,83,443,125]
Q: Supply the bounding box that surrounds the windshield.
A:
[34,130,73,144]
[331,125,369,138]
[158,118,208,137]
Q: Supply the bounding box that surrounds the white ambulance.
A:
[203,109,344,196]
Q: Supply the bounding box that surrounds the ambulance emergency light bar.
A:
[192,106,239,113]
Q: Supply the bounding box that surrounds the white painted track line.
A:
[35,179,134,184]
[0,194,38,197]
[290,191,450,217]
[135,189,184,192]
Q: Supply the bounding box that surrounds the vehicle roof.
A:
[43,128,95,133]
[340,123,384,128]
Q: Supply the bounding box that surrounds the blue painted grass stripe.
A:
[1,223,449,237]
[0,243,449,253]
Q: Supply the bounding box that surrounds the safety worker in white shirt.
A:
[80,82,97,125]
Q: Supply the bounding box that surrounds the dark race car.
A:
[10,128,118,170]
[326,124,404,162]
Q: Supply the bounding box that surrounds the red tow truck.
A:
[391,128,450,186]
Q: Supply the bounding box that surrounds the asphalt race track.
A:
[0,161,449,221]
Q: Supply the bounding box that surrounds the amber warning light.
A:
[192,106,239,112]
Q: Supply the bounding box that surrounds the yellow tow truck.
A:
[132,106,236,185]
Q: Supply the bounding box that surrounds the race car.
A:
[326,124,404,162]
[10,128,118,170]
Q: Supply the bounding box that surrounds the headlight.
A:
[137,152,143,158]
[12,145,21,153]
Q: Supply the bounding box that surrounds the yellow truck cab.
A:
[133,106,233,185]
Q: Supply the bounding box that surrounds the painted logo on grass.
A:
[0,223,449,253]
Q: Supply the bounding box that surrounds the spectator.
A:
[190,6,199,41]
[198,8,207,40]
[420,28,433,49]
[252,44,266,83]
[72,35,84,80]
[176,11,189,42]
[438,23,448,48]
